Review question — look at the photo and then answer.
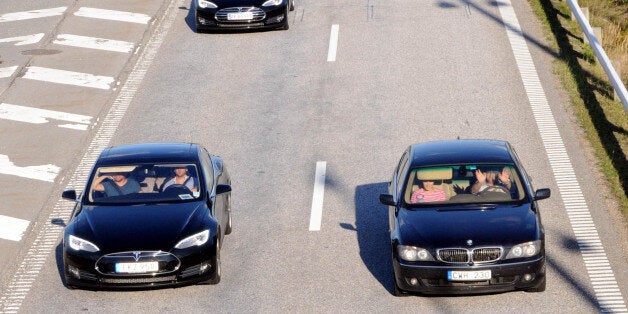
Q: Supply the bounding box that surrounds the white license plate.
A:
[227,12,253,20]
[447,270,491,281]
[115,261,158,273]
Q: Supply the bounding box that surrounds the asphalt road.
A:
[0,0,626,312]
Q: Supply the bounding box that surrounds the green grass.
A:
[527,0,628,216]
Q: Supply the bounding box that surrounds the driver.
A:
[93,171,141,196]
[160,166,198,192]
[471,167,513,195]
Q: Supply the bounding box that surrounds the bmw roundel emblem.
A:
[466,239,473,246]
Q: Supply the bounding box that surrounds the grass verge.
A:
[526,0,627,216]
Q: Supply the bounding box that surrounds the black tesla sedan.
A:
[379,139,551,296]
[61,143,232,289]
[194,0,294,31]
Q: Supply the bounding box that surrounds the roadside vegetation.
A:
[527,0,628,216]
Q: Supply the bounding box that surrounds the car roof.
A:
[96,143,201,165]
[409,139,516,167]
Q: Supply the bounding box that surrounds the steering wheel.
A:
[163,184,193,194]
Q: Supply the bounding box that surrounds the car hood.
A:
[397,204,539,248]
[71,202,205,253]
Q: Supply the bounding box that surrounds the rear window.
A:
[86,163,202,205]
[402,164,526,205]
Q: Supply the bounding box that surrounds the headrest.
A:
[416,167,453,180]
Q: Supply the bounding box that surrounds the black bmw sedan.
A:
[195,0,294,31]
[61,143,232,289]
[379,139,550,296]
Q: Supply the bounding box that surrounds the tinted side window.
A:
[395,152,410,196]
[200,149,214,190]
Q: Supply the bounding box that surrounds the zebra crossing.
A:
[0,3,158,243]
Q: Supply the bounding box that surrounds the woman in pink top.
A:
[410,180,447,203]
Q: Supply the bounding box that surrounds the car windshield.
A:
[86,163,202,205]
[402,164,526,206]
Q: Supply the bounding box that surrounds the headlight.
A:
[198,0,217,9]
[262,0,283,7]
[175,230,210,249]
[68,235,100,252]
[397,245,434,261]
[505,240,541,259]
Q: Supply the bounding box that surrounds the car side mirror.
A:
[62,190,78,201]
[379,194,395,206]
[534,188,550,201]
[216,184,231,195]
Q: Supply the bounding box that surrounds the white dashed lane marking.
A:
[53,34,134,53]
[0,34,44,46]
[0,215,30,242]
[0,103,92,130]
[0,7,67,22]
[22,66,114,90]
[498,1,627,312]
[327,24,339,62]
[0,154,60,182]
[74,7,151,24]
[309,161,327,231]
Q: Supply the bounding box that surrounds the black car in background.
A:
[379,139,550,296]
[61,143,232,289]
[195,0,294,31]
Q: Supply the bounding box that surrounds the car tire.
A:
[289,0,295,11]
[281,8,289,30]
[207,238,221,284]
[224,212,232,235]
[525,277,546,292]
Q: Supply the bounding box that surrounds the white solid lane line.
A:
[0,154,60,182]
[0,103,92,130]
[53,34,134,53]
[74,7,151,24]
[0,7,67,23]
[0,215,30,242]
[498,1,627,312]
[0,33,44,46]
[309,161,327,231]
[23,66,114,90]
[0,66,18,78]
[327,24,339,62]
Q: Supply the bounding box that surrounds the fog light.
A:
[522,273,534,282]
[199,262,210,274]
[68,265,80,279]
[406,278,419,286]
[198,17,207,24]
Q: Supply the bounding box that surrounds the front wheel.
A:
[207,238,221,284]
[281,8,289,30]
[289,0,295,11]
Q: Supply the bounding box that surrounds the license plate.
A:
[447,270,491,281]
[115,262,158,273]
[227,12,253,20]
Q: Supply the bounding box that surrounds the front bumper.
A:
[195,6,287,30]
[63,245,217,289]
[393,256,546,295]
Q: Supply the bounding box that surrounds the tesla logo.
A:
[238,7,243,12]
[133,252,141,261]
[466,240,473,246]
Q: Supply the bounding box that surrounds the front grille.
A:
[217,22,265,28]
[96,251,180,275]
[438,249,468,263]
[100,275,176,284]
[438,247,503,264]
[215,7,265,22]
[473,248,502,262]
